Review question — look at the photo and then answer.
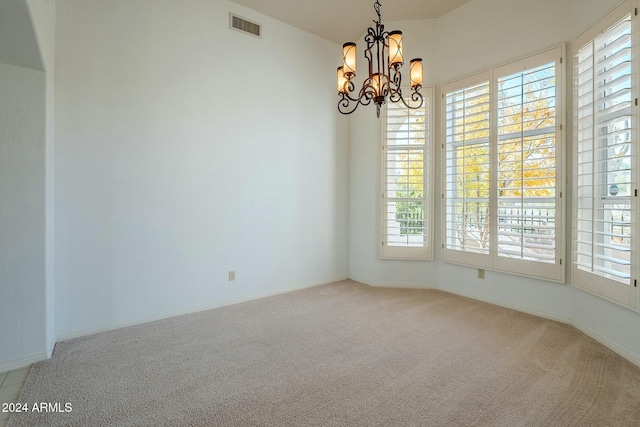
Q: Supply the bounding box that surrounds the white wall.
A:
[54,0,349,339]
[0,0,53,371]
[0,63,47,369]
[350,0,640,366]
[26,0,56,358]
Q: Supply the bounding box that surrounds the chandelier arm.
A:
[391,66,402,87]
[388,90,403,104]
[339,94,359,104]
[380,75,390,98]
[344,79,356,95]
[341,78,377,103]
[387,67,403,103]
[338,97,360,115]
[396,88,425,110]
[338,91,376,115]
[359,81,377,104]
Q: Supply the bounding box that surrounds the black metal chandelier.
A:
[336,1,424,118]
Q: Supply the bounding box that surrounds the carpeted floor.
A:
[8,280,640,426]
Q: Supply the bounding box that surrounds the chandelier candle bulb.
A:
[388,31,404,67]
[337,66,347,94]
[410,58,423,89]
[342,42,357,78]
[372,73,383,97]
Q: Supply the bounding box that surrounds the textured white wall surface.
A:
[0,63,47,367]
[27,0,57,358]
[0,0,54,371]
[54,0,349,339]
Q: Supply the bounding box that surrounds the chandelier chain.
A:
[374,1,382,25]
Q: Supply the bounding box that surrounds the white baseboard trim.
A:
[47,342,55,359]
[0,351,48,373]
[350,275,437,290]
[435,286,572,324]
[56,275,349,343]
[572,321,640,369]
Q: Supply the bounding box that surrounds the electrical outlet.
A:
[478,269,485,279]
[228,271,236,281]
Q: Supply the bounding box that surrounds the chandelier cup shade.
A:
[342,43,357,78]
[410,58,423,89]
[388,31,404,68]
[336,1,423,117]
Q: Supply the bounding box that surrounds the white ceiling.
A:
[229,0,471,43]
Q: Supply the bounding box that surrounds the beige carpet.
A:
[8,280,640,426]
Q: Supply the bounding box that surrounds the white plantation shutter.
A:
[573,1,637,308]
[495,59,560,277]
[444,74,492,267]
[382,87,433,260]
[443,48,563,281]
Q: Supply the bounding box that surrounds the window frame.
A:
[572,0,638,310]
[441,46,565,282]
[381,86,434,260]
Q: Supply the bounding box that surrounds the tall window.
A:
[382,87,433,260]
[444,75,491,258]
[573,0,637,309]
[497,61,558,265]
[443,47,564,282]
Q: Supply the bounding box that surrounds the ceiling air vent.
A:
[229,13,261,38]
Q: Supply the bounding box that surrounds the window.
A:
[382,87,433,260]
[573,0,638,309]
[444,74,491,260]
[443,47,564,282]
